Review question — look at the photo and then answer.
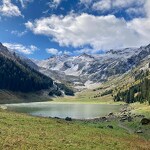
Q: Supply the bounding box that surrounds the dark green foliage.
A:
[56,83,74,96]
[93,87,103,91]
[0,55,53,92]
[49,88,62,96]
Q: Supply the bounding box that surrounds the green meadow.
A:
[0,108,150,150]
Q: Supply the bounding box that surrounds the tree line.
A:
[0,55,53,92]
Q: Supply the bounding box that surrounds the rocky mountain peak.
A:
[78,53,95,61]
[48,54,70,61]
[33,43,150,89]
[0,43,12,58]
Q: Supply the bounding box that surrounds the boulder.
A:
[120,117,128,122]
[127,116,132,122]
[136,130,143,133]
[108,112,114,116]
[101,117,107,121]
[141,118,150,125]
[107,125,113,129]
[65,117,72,121]
[54,117,60,119]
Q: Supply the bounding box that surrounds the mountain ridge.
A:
[32,44,150,89]
[0,43,74,103]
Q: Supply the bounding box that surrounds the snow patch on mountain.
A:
[31,44,150,89]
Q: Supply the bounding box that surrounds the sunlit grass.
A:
[130,102,150,118]
[0,109,149,150]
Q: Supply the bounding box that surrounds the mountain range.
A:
[32,44,150,89]
[1,42,150,103]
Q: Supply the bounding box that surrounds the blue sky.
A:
[0,0,150,60]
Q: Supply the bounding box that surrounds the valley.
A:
[0,42,150,149]
[1,0,150,149]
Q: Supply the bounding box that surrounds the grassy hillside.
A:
[53,89,115,103]
[113,68,150,104]
[59,59,150,105]
[0,90,52,104]
[0,109,149,150]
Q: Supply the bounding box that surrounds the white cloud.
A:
[46,48,71,55]
[18,0,25,7]
[126,7,144,16]
[0,0,22,17]
[145,0,150,17]
[112,0,145,8]
[3,43,38,54]
[47,0,62,9]
[80,0,146,13]
[53,0,61,4]
[18,0,34,8]
[79,0,92,7]
[129,18,150,41]
[80,0,92,4]
[75,48,93,54]
[11,30,27,37]
[25,13,150,51]
[46,48,61,55]
[63,50,71,55]
[92,0,111,11]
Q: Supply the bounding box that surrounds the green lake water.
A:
[5,102,122,119]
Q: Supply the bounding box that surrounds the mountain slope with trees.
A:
[0,43,53,92]
[114,70,150,104]
[0,43,74,103]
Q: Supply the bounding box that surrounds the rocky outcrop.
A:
[141,118,150,125]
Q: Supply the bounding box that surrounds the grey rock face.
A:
[22,44,150,88]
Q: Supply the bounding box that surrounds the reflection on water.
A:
[5,102,122,119]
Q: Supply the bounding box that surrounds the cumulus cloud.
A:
[25,12,150,51]
[126,7,144,17]
[3,43,38,54]
[0,0,22,17]
[11,30,27,37]
[145,0,150,17]
[112,0,145,8]
[92,0,111,11]
[80,0,145,8]
[80,0,146,14]
[46,48,61,55]
[75,48,95,54]
[79,0,92,7]
[129,18,150,41]
[46,48,71,55]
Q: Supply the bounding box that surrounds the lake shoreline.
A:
[0,108,149,150]
[1,102,124,120]
[48,104,128,122]
[0,102,150,139]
